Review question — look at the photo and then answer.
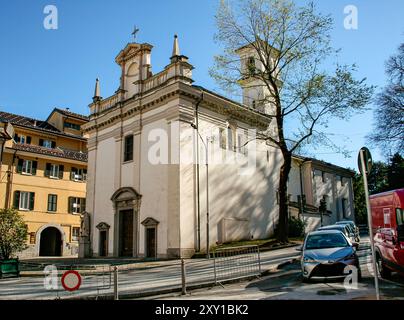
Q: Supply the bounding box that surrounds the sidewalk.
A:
[19,241,301,277]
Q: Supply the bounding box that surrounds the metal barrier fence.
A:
[6,248,263,300]
[45,264,112,299]
[212,245,261,285]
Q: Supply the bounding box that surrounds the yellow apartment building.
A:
[0,108,88,258]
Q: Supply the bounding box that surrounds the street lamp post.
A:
[190,123,210,259]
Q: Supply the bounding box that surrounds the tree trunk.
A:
[277,151,292,243]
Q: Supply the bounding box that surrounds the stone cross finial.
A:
[131,25,139,41]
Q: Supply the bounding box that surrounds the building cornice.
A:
[83,83,271,134]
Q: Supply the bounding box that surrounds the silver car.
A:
[317,224,357,244]
[300,230,361,282]
[335,220,360,242]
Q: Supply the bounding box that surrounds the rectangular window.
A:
[39,139,56,148]
[124,135,134,162]
[64,122,81,131]
[46,163,64,179]
[340,176,345,186]
[69,197,86,214]
[219,128,227,149]
[13,134,30,144]
[19,192,30,210]
[321,171,326,183]
[70,167,87,182]
[22,160,33,174]
[49,164,60,178]
[72,227,80,241]
[18,191,35,211]
[47,194,58,212]
[18,159,37,175]
[396,208,404,225]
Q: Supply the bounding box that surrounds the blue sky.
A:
[0,0,403,170]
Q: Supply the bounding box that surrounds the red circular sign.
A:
[61,270,82,292]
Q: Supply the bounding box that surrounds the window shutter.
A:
[58,165,64,179]
[13,191,20,209]
[51,141,56,148]
[32,161,38,175]
[39,139,44,147]
[16,159,23,173]
[29,192,35,211]
[68,197,74,213]
[14,134,19,143]
[45,163,51,177]
[26,136,31,144]
[82,198,86,212]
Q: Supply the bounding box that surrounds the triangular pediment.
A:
[115,43,153,65]
[141,217,159,226]
[96,222,110,230]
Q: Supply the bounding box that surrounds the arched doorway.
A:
[39,227,62,256]
[111,187,142,257]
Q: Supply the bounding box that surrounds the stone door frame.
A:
[111,187,142,257]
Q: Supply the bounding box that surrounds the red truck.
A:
[370,188,404,278]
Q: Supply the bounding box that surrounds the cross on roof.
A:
[131,26,139,41]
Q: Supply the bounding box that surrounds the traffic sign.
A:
[61,270,81,292]
[358,147,372,175]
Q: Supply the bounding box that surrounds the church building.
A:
[81,34,354,259]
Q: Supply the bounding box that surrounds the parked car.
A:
[370,188,404,278]
[335,220,360,242]
[317,224,357,245]
[300,230,361,282]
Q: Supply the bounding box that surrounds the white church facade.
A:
[80,35,354,259]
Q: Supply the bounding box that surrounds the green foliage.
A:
[352,173,367,225]
[368,43,404,154]
[275,216,306,238]
[388,153,404,190]
[288,217,306,238]
[0,208,28,260]
[367,161,389,194]
[353,153,404,224]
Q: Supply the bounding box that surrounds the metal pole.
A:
[195,108,201,253]
[205,139,210,259]
[213,251,217,285]
[257,246,262,274]
[360,149,380,300]
[113,266,119,300]
[181,259,187,295]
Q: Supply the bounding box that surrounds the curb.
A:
[64,260,299,300]
[63,274,265,300]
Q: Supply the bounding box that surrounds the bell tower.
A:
[235,42,279,116]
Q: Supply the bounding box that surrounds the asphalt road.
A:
[150,240,404,300]
[3,237,403,300]
[0,245,301,300]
